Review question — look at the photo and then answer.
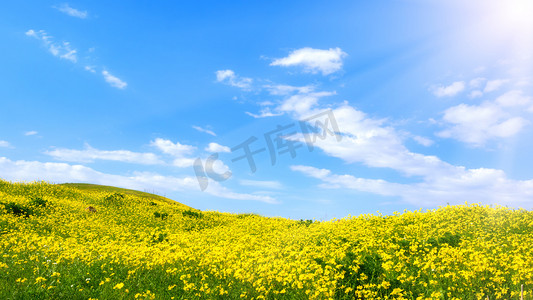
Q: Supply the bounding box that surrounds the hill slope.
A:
[60,183,192,208]
[1,180,533,299]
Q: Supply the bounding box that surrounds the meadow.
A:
[0,180,532,299]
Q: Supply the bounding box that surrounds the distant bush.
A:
[153,211,169,220]
[182,210,202,219]
[2,202,32,217]
[151,233,168,243]
[236,213,260,219]
[30,196,48,207]
[103,193,125,205]
[297,219,314,227]
[149,201,158,206]
[426,232,462,248]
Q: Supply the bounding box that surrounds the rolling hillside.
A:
[0,180,532,299]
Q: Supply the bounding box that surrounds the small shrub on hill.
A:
[153,211,169,219]
[2,202,32,217]
[30,196,48,207]
[182,210,202,219]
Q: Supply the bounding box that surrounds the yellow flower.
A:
[35,277,46,284]
[113,282,124,289]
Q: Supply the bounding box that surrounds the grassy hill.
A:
[59,183,192,208]
[0,180,532,299]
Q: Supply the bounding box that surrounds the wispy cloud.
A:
[215,69,253,89]
[0,141,11,148]
[192,125,216,136]
[239,179,283,189]
[102,70,127,89]
[469,77,486,88]
[412,136,434,147]
[245,86,334,119]
[430,81,465,97]
[25,29,77,63]
[263,84,315,95]
[270,47,347,75]
[292,164,533,208]
[24,131,38,136]
[469,90,483,98]
[84,66,96,73]
[206,181,278,204]
[484,79,509,93]
[0,157,275,203]
[45,144,163,165]
[245,107,283,118]
[26,30,129,89]
[205,142,230,153]
[277,87,533,207]
[54,3,88,19]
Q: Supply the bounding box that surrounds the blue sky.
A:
[1,0,533,220]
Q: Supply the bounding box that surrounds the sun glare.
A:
[485,0,533,49]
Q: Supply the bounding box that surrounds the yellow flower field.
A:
[0,180,532,299]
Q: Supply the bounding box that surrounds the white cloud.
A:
[292,165,402,196]
[438,90,532,146]
[26,30,78,63]
[150,138,196,167]
[281,93,533,208]
[292,164,533,208]
[102,70,127,89]
[59,43,77,62]
[25,29,37,37]
[0,157,194,192]
[290,165,331,179]
[484,79,509,93]
[84,66,96,73]
[431,81,465,97]
[245,107,284,118]
[246,88,335,119]
[263,84,315,95]
[192,125,216,136]
[55,3,88,19]
[437,103,528,146]
[205,181,278,204]
[26,30,126,88]
[279,91,335,117]
[215,70,252,89]
[24,131,38,136]
[239,179,283,189]
[495,90,532,107]
[412,136,434,147]
[151,138,195,157]
[0,141,11,148]
[0,157,274,203]
[213,58,533,207]
[205,142,230,153]
[469,90,483,98]
[45,144,163,165]
[294,103,457,179]
[469,77,486,88]
[171,158,195,168]
[270,47,347,75]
